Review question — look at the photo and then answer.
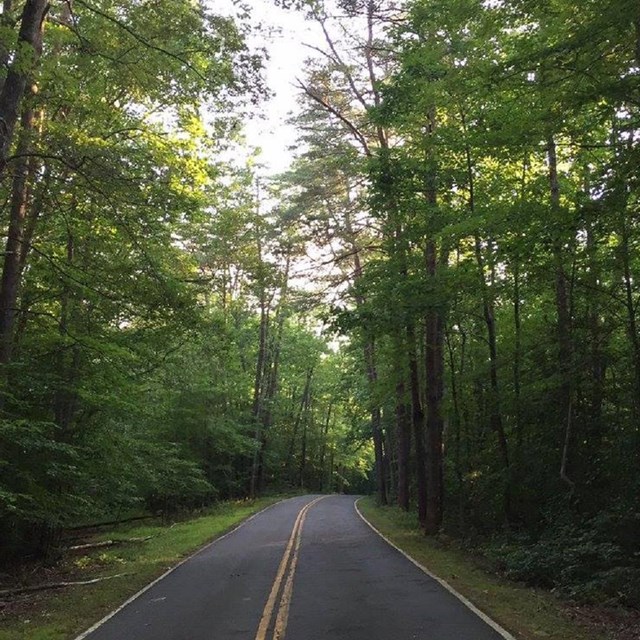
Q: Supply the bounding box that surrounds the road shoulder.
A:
[356,497,608,640]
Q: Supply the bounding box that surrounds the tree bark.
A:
[371,402,387,504]
[0,0,48,175]
[445,326,465,528]
[364,337,387,505]
[407,321,427,524]
[423,107,445,535]
[249,286,269,498]
[618,216,640,424]
[298,393,311,488]
[319,400,332,492]
[344,198,387,505]
[547,136,575,491]
[424,239,445,534]
[287,368,312,485]
[395,377,411,511]
[0,104,38,367]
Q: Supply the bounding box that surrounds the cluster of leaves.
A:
[487,510,640,607]
[0,0,377,564]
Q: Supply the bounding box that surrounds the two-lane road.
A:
[77,495,512,640]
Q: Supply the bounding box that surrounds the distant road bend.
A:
[77,495,513,640]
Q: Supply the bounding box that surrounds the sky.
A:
[230,1,323,175]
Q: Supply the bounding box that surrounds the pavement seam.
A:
[73,497,296,640]
[353,497,518,640]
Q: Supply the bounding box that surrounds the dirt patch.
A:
[0,548,99,622]
[566,604,640,640]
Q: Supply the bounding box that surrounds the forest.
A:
[0,0,638,617]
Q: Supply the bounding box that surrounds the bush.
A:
[486,511,640,607]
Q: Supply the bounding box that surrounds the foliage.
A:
[0,0,374,563]
[284,0,640,609]
[487,510,640,607]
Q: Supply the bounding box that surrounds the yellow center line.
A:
[255,496,327,640]
[272,500,312,640]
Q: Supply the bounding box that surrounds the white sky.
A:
[227,0,323,175]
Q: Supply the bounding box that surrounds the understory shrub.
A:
[486,510,640,607]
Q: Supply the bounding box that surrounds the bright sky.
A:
[245,4,317,174]
[217,0,323,175]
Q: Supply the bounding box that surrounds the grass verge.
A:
[357,496,608,640]
[0,496,283,640]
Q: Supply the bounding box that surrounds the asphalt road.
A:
[77,495,510,640]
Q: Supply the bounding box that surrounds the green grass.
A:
[357,497,608,640]
[0,497,283,640]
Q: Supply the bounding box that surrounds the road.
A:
[77,495,511,640]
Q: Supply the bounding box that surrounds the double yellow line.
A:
[254,496,327,640]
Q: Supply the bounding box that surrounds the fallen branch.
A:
[0,573,132,598]
[66,514,155,532]
[66,535,153,551]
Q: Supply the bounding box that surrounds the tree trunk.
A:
[547,136,575,492]
[513,258,522,451]
[0,104,38,368]
[288,368,312,485]
[319,400,332,492]
[461,115,512,520]
[585,221,605,442]
[298,394,311,489]
[423,105,445,535]
[255,251,290,493]
[395,378,411,511]
[445,326,466,527]
[0,0,48,174]
[345,200,388,505]
[249,289,269,498]
[407,322,427,524]
[371,403,386,504]
[365,336,387,505]
[619,217,640,424]
[474,234,512,520]
[424,239,445,534]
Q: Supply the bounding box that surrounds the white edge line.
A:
[354,497,518,640]
[74,497,293,640]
